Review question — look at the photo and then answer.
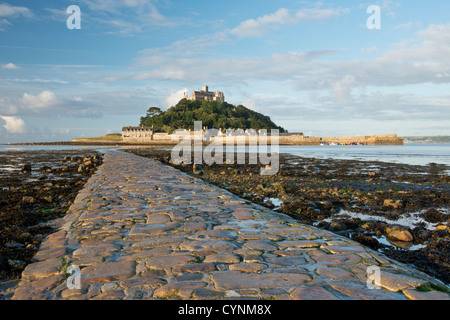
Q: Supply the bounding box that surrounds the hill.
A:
[139,99,286,134]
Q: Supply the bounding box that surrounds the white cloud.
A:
[0,115,25,133]
[295,8,344,20]
[393,22,414,30]
[331,75,355,104]
[108,22,450,97]
[230,8,294,37]
[1,62,18,69]
[79,0,148,12]
[5,78,70,84]
[20,90,58,109]
[230,7,346,38]
[361,46,378,54]
[94,20,450,129]
[0,18,10,30]
[164,88,188,108]
[0,3,32,31]
[242,98,257,111]
[0,3,32,18]
[79,0,176,33]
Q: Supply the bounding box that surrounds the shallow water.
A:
[4,143,447,167]
[278,143,450,167]
[316,207,449,231]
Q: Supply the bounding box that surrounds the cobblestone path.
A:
[11,151,450,300]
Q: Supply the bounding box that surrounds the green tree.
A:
[146,107,163,117]
[138,99,285,133]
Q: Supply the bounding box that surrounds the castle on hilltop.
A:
[184,85,224,103]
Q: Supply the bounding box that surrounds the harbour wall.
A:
[72,133,403,146]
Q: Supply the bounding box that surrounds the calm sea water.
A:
[278,143,450,167]
[238,143,450,167]
[0,143,449,167]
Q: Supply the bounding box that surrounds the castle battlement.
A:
[184,85,224,103]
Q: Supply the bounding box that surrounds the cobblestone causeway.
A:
[11,151,450,300]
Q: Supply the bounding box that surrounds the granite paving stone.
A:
[10,151,449,300]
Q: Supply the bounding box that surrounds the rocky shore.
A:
[8,151,449,300]
[0,150,103,298]
[126,148,450,286]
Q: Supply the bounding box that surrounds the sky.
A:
[0,0,450,143]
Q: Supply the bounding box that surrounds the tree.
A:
[146,107,163,118]
[138,99,285,133]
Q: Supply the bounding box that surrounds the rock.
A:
[318,201,333,210]
[265,200,275,208]
[403,289,450,300]
[290,286,339,300]
[244,240,278,251]
[20,232,33,240]
[229,263,267,273]
[26,244,37,251]
[153,281,207,299]
[353,233,381,249]
[41,166,52,173]
[6,242,25,248]
[307,201,318,209]
[211,271,311,290]
[8,259,26,270]
[22,196,35,203]
[329,221,346,231]
[421,208,445,223]
[77,164,87,173]
[193,163,203,173]
[80,261,136,283]
[20,258,63,281]
[20,164,32,172]
[145,254,196,268]
[383,199,404,209]
[386,226,413,242]
[204,253,240,264]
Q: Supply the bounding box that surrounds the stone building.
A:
[184,85,224,102]
[122,126,153,142]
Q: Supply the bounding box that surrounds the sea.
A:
[0,143,449,167]
[277,143,450,167]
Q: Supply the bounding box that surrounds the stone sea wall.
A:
[70,133,403,146]
[321,134,404,145]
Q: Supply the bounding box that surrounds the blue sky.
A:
[1,0,450,143]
